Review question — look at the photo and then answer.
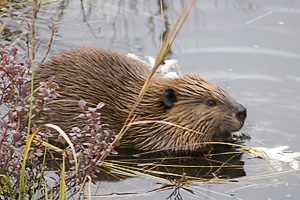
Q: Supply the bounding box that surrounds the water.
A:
[1,0,300,199]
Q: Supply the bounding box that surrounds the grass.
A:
[59,152,66,200]
[19,127,41,199]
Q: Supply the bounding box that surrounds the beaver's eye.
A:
[206,99,216,107]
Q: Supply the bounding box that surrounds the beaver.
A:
[33,46,246,153]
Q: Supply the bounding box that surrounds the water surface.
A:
[1,0,300,199]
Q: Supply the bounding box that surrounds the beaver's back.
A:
[34,46,148,132]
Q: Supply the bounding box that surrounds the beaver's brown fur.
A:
[33,46,246,152]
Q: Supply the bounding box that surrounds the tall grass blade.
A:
[19,1,39,197]
[38,146,48,197]
[44,180,48,200]
[75,175,92,199]
[59,153,66,200]
[18,127,41,199]
[45,123,78,175]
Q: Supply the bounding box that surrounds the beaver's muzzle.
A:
[236,106,247,123]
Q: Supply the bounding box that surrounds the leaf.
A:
[53,27,59,34]
[78,99,86,110]
[96,102,105,109]
[87,107,96,112]
[25,57,31,66]
[70,127,81,133]
[0,119,8,129]
[13,132,22,143]
[48,24,53,30]
[7,111,17,122]
[10,46,18,57]
[48,75,55,84]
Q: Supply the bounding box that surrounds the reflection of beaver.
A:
[34,46,246,152]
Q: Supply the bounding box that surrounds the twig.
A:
[246,11,274,25]
[41,22,60,63]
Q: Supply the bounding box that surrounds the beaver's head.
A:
[130,74,246,152]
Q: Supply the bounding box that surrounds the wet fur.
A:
[34,46,246,152]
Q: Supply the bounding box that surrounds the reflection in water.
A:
[87,147,246,199]
[44,146,246,198]
[1,0,299,56]
[98,147,246,183]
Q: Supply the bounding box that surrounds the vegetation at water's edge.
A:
[0,0,197,199]
[0,0,120,198]
[0,33,120,200]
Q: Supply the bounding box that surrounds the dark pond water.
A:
[2,0,300,199]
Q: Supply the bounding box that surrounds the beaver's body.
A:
[34,46,246,152]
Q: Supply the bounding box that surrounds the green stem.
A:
[19,0,40,199]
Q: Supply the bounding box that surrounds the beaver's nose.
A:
[236,106,247,122]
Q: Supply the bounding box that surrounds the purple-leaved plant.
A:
[0,44,59,198]
[66,100,117,178]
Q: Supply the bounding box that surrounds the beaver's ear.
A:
[163,88,177,108]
